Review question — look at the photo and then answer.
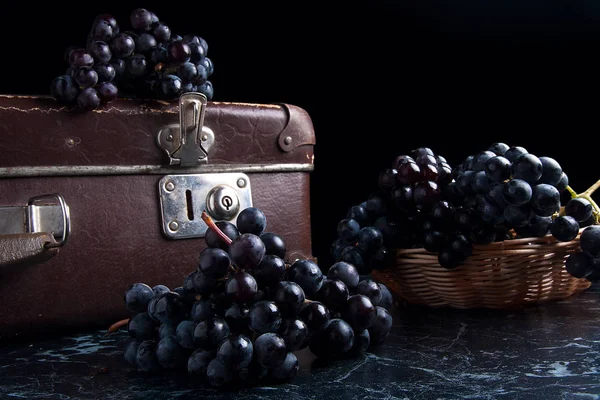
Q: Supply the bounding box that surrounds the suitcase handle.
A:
[0,232,59,267]
[0,193,70,267]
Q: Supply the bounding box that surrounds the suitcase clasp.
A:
[156,92,215,167]
[0,193,71,249]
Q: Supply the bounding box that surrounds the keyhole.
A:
[186,190,195,220]
[221,196,233,211]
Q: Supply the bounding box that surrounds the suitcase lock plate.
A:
[158,173,253,239]
[156,92,215,167]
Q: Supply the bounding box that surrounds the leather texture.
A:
[0,233,58,267]
[0,96,315,340]
[0,96,315,168]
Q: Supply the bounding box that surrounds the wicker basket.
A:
[371,233,591,309]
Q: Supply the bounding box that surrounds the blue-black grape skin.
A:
[253,333,287,368]
[565,198,593,223]
[342,295,376,332]
[217,334,253,371]
[273,281,305,318]
[136,340,160,372]
[580,226,600,257]
[187,348,215,376]
[354,279,382,306]
[316,279,349,311]
[259,232,286,259]
[278,319,309,351]
[249,301,282,334]
[269,352,299,381]
[287,259,324,297]
[156,335,186,369]
[504,146,528,163]
[538,156,563,186]
[76,86,100,110]
[125,283,154,314]
[236,207,267,236]
[503,179,532,206]
[530,184,561,217]
[488,142,510,156]
[254,255,286,288]
[368,306,393,345]
[565,252,594,278]
[485,156,511,182]
[550,216,580,242]
[228,233,266,270]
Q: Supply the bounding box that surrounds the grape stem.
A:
[105,318,129,335]
[201,211,233,246]
[567,178,600,223]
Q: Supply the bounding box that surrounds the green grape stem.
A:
[567,178,600,224]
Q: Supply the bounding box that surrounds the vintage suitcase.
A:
[0,93,316,341]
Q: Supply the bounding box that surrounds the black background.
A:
[1,1,599,263]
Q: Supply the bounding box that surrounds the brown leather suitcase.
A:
[0,93,316,341]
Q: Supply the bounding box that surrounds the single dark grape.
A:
[378,168,397,191]
[197,81,214,100]
[136,340,160,373]
[273,281,306,318]
[127,312,156,341]
[565,198,593,223]
[413,180,441,209]
[188,348,215,376]
[199,247,231,279]
[438,248,462,269]
[342,295,376,332]
[236,207,267,235]
[538,156,563,186]
[485,156,511,182]
[191,270,218,295]
[249,300,282,333]
[377,283,393,310]
[287,259,324,297]
[156,335,186,369]
[205,220,240,250]
[477,196,504,225]
[299,301,331,332]
[269,352,299,381]
[346,205,370,227]
[225,271,258,303]
[228,233,266,270]
[88,41,112,64]
[504,146,528,163]
[199,57,214,77]
[154,291,186,324]
[94,63,116,83]
[566,252,594,278]
[77,88,100,110]
[503,179,532,206]
[217,334,253,371]
[278,319,309,351]
[254,254,286,288]
[152,284,169,297]
[168,41,192,64]
[354,279,382,306]
[430,200,455,226]
[368,306,393,345]
[472,170,490,194]
[193,316,231,350]
[127,54,147,77]
[550,216,579,242]
[396,161,421,185]
[488,142,510,156]
[556,173,569,192]
[317,279,349,311]
[90,20,115,42]
[472,150,497,172]
[96,82,118,103]
[580,226,600,257]
[423,230,446,252]
[153,22,171,42]
[224,303,250,335]
[130,8,153,31]
[357,226,384,254]
[309,318,355,360]
[530,184,561,217]
[191,299,214,322]
[109,33,135,58]
[50,75,79,105]
[74,67,98,88]
[188,41,206,64]
[135,33,157,54]
[177,62,198,83]
[260,232,286,259]
[206,358,234,387]
[124,340,141,366]
[511,154,543,184]
[253,333,287,368]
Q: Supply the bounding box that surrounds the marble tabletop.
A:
[2,285,600,400]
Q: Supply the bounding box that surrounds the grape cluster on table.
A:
[50,8,214,111]
[331,142,600,281]
[122,206,394,387]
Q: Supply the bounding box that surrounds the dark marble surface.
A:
[2,286,600,400]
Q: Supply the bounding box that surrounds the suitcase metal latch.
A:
[0,194,71,248]
[156,92,215,167]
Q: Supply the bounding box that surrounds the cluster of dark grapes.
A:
[50,8,214,111]
[121,206,393,387]
[331,147,454,273]
[331,143,600,274]
[566,225,600,280]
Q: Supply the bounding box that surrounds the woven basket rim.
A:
[395,230,585,255]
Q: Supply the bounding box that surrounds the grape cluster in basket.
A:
[50,8,214,111]
[331,142,600,280]
[118,207,393,387]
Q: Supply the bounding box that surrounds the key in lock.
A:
[206,184,240,221]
